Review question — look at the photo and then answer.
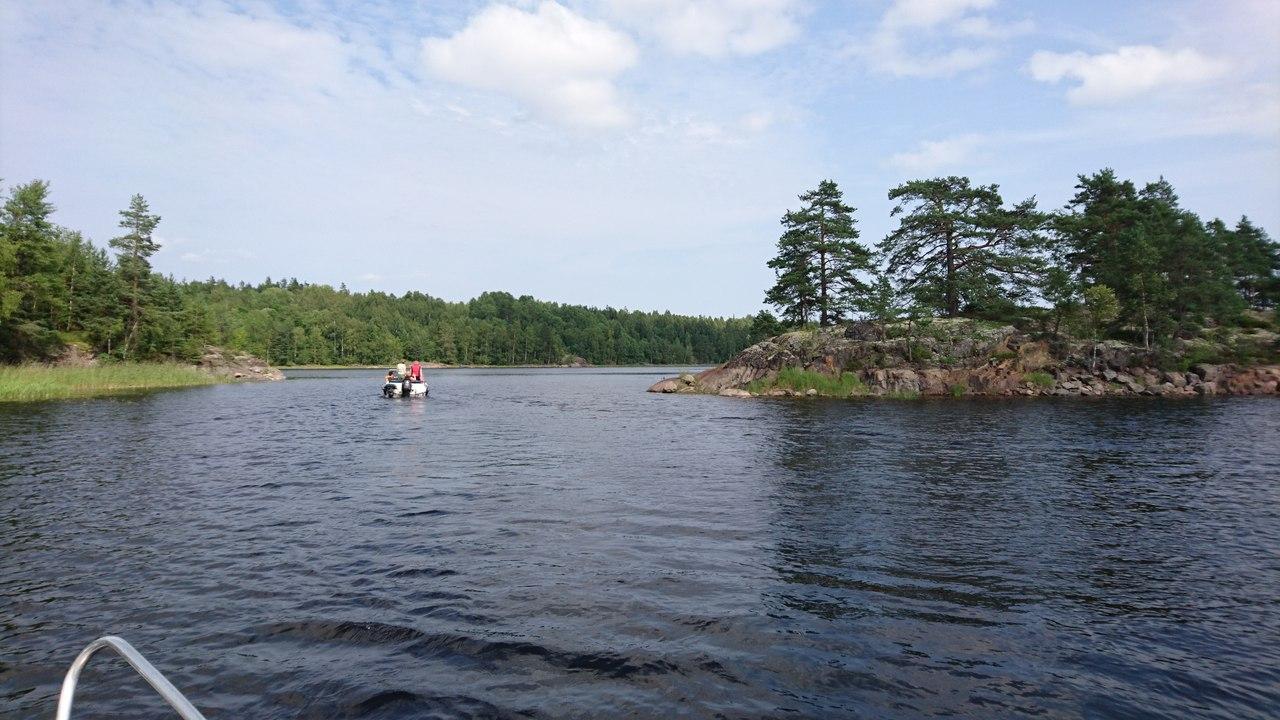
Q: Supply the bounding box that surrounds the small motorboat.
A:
[383,376,428,398]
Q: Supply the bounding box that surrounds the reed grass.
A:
[0,364,217,402]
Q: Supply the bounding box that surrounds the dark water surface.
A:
[2,368,1279,719]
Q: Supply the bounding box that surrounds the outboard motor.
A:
[402,378,412,397]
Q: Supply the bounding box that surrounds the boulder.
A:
[648,379,680,393]
[1192,364,1220,382]
[718,388,752,398]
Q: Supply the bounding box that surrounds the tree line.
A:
[761,171,1279,348]
[1,180,751,366]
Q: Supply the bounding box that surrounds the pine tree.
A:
[765,226,817,325]
[879,176,1046,318]
[1213,216,1280,308]
[0,180,61,359]
[109,194,161,358]
[765,180,872,326]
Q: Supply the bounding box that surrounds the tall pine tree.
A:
[765,180,872,326]
[879,176,1046,318]
[109,194,161,358]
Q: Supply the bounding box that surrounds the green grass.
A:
[0,363,218,402]
[949,383,967,397]
[747,367,866,396]
[1023,371,1055,388]
[883,390,921,400]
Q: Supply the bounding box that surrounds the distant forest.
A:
[0,181,750,366]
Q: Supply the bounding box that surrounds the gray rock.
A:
[648,379,680,393]
[197,346,284,381]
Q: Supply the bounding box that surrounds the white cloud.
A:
[881,0,995,29]
[422,2,638,128]
[889,134,983,174]
[862,0,1029,78]
[603,0,802,57]
[1028,46,1230,104]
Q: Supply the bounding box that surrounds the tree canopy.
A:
[878,176,1048,318]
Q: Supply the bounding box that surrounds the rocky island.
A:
[650,318,1280,399]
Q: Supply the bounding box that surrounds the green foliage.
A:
[747,367,866,396]
[1053,170,1259,347]
[949,383,967,397]
[0,363,216,402]
[991,350,1018,361]
[1024,371,1054,388]
[765,180,873,326]
[880,176,1048,318]
[749,310,783,343]
[1070,284,1120,341]
[109,193,161,359]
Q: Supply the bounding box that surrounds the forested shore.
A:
[0,181,751,367]
[752,170,1278,348]
[5,169,1277,378]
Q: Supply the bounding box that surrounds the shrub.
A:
[991,350,1018,362]
[949,383,967,397]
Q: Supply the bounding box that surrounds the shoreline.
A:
[281,363,711,370]
[651,321,1280,399]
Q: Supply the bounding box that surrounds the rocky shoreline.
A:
[649,320,1279,399]
[194,346,285,381]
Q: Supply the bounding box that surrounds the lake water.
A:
[2,368,1279,719]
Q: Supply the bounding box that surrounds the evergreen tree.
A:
[879,176,1046,318]
[765,180,872,326]
[109,194,161,358]
[748,310,782,343]
[0,180,61,359]
[765,226,816,325]
[1213,216,1280,308]
[1056,171,1245,346]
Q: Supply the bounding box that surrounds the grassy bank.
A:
[746,367,866,396]
[0,364,218,402]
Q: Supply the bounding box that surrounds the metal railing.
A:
[55,636,208,720]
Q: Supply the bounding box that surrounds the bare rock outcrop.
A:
[197,346,285,381]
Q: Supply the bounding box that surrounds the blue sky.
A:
[2,0,1277,317]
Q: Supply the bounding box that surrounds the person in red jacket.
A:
[409,360,422,382]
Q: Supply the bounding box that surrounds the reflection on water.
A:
[1,369,1278,719]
